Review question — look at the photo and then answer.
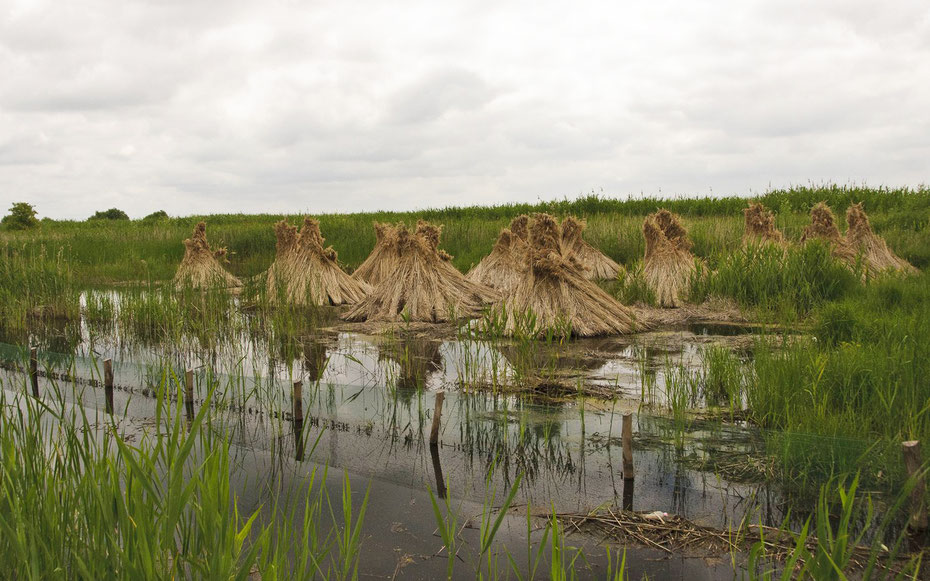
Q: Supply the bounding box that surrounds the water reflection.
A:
[0,294,810,535]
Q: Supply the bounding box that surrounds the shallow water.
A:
[0,294,879,575]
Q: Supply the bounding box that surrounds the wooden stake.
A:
[184,369,195,422]
[292,381,303,424]
[622,412,634,481]
[429,391,445,446]
[430,441,447,498]
[29,347,39,398]
[104,359,114,415]
[902,440,928,531]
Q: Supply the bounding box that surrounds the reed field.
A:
[2,184,930,579]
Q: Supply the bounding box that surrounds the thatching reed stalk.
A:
[742,203,786,246]
[466,216,532,292]
[352,223,400,286]
[560,216,622,280]
[844,203,917,276]
[642,210,698,308]
[173,222,241,289]
[502,214,638,337]
[343,221,498,323]
[265,217,370,306]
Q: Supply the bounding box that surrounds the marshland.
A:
[2,185,930,579]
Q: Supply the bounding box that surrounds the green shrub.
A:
[2,202,39,230]
[88,208,130,220]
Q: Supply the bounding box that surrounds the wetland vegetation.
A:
[2,184,929,578]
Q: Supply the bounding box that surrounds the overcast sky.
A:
[1,0,928,219]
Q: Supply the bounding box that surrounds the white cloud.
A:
[0,0,927,219]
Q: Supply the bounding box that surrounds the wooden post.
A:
[430,442,447,498]
[622,412,634,481]
[104,359,114,415]
[29,347,39,398]
[902,440,928,531]
[622,476,634,511]
[429,391,445,446]
[184,369,195,422]
[292,381,303,424]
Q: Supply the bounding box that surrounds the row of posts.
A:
[23,345,930,531]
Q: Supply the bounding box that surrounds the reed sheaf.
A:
[501,213,639,337]
[642,210,699,308]
[173,222,240,289]
[265,217,370,306]
[343,221,498,322]
[801,202,916,276]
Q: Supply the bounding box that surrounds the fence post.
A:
[429,391,445,446]
[184,370,195,422]
[902,440,928,531]
[622,412,634,481]
[29,347,39,398]
[292,381,303,424]
[104,359,114,415]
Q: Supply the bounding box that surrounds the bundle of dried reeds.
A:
[561,216,622,280]
[845,203,916,275]
[342,221,498,323]
[173,222,241,289]
[743,203,786,246]
[642,210,697,308]
[352,223,400,286]
[265,217,370,306]
[502,214,639,336]
[466,215,532,292]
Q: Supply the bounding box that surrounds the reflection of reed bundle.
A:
[560,216,622,280]
[174,222,241,288]
[742,203,785,246]
[642,210,697,308]
[378,339,443,391]
[466,215,532,292]
[343,221,498,322]
[503,214,638,336]
[266,217,370,305]
[844,203,916,276]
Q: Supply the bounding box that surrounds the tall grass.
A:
[0,370,364,579]
[3,185,928,285]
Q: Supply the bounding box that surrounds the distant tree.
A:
[2,202,40,230]
[88,208,130,221]
[141,210,169,222]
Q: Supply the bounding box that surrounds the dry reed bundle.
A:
[343,221,498,323]
[510,214,530,243]
[799,202,859,268]
[642,210,697,308]
[844,203,916,275]
[173,222,241,289]
[502,214,638,336]
[351,222,400,286]
[560,216,622,280]
[742,203,785,246]
[800,202,843,243]
[465,216,533,292]
[266,217,370,306]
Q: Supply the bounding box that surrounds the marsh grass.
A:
[4,186,928,286]
[0,365,368,579]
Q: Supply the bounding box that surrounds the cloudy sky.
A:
[1,0,928,219]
